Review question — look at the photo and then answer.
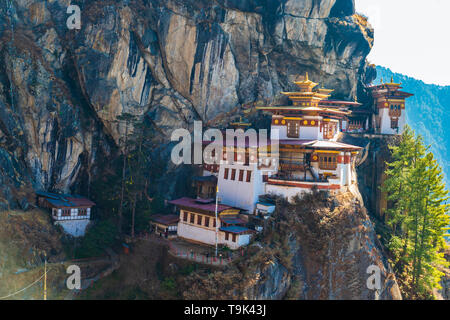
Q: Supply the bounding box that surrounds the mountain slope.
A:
[0,0,375,208]
[375,66,450,187]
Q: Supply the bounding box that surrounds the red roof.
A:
[150,214,179,225]
[169,197,236,214]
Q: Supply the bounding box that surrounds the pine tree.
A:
[383,125,417,273]
[411,152,449,295]
[383,125,449,298]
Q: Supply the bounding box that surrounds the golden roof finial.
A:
[391,76,394,83]
[380,77,384,84]
[305,72,309,81]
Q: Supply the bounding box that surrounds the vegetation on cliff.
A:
[0,209,67,299]
[382,126,450,299]
[181,191,400,300]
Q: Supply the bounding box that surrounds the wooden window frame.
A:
[224,168,229,180]
[238,170,244,182]
[183,211,188,222]
[390,118,399,129]
[204,216,210,227]
[231,169,236,180]
[246,170,252,182]
[197,215,202,225]
[287,121,300,138]
[319,155,337,170]
[190,213,195,224]
[232,234,237,242]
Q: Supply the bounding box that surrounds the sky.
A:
[355,0,450,86]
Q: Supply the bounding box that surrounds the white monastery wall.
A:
[55,220,90,237]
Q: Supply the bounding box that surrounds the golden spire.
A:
[380,77,384,84]
[305,72,309,81]
[391,76,394,83]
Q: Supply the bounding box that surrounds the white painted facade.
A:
[178,220,217,246]
[217,162,265,213]
[256,202,276,215]
[55,219,91,237]
[271,117,340,141]
[271,125,287,140]
[51,208,91,237]
[377,108,406,135]
[177,210,250,249]
[219,232,251,250]
[52,208,91,220]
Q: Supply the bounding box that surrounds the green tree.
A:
[383,125,449,298]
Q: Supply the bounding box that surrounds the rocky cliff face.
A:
[182,192,401,300]
[0,0,375,209]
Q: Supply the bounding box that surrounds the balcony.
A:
[279,160,307,171]
[269,172,328,184]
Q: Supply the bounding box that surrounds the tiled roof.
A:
[169,197,237,214]
[220,226,253,234]
[37,191,95,208]
[221,217,246,225]
[279,140,362,150]
[256,201,276,207]
[150,214,179,225]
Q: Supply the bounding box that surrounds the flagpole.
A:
[44,252,47,300]
[215,186,219,258]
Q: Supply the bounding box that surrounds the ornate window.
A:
[323,122,335,139]
[319,155,337,170]
[287,121,300,138]
[391,118,399,129]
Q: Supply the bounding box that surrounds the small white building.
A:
[369,79,413,135]
[150,214,179,239]
[36,191,95,237]
[169,197,253,250]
